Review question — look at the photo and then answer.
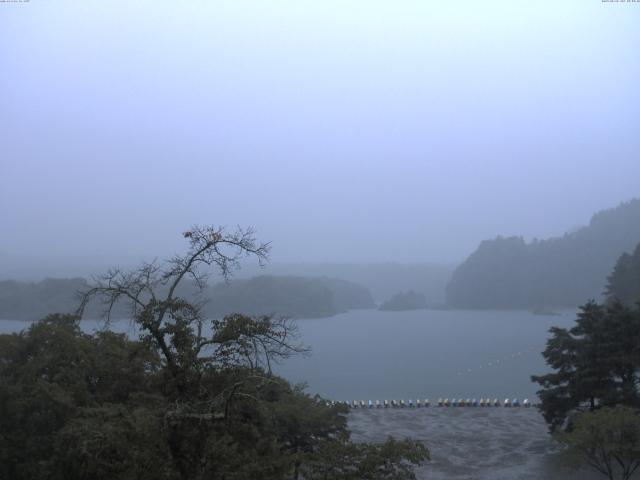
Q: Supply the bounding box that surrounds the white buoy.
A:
[465,398,471,406]
[523,399,530,408]
[504,398,511,407]
[416,399,422,408]
[392,399,397,407]
[360,400,366,408]
[400,399,406,408]
[444,398,450,407]
[384,400,389,408]
[425,398,430,407]
[437,398,443,407]
[375,400,381,408]
[352,400,358,408]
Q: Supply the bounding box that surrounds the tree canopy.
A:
[606,242,640,308]
[555,406,640,480]
[0,225,428,480]
[531,301,640,432]
[446,198,640,309]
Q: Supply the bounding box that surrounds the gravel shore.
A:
[348,407,618,480]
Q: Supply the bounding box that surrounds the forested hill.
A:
[204,275,374,319]
[446,198,640,309]
[0,275,374,321]
[378,290,427,311]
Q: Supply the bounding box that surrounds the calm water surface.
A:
[1,309,576,402]
[276,308,576,401]
[3,309,611,479]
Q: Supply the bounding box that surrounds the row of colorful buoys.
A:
[438,398,529,407]
[328,398,531,409]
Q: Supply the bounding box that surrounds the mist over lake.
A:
[2,2,639,478]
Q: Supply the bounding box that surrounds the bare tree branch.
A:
[75,225,303,398]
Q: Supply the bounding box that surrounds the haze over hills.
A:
[0,275,374,321]
[378,290,427,312]
[5,198,640,315]
[446,198,640,309]
[235,262,454,304]
[204,275,374,319]
[0,257,454,306]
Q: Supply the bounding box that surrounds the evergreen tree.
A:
[606,243,640,307]
[531,301,640,431]
[0,226,429,480]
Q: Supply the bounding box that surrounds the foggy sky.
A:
[1,1,639,272]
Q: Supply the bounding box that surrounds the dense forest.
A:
[0,226,428,480]
[606,242,640,307]
[446,198,640,309]
[531,240,640,480]
[0,275,374,321]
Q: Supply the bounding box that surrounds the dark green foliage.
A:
[531,302,640,432]
[606,243,640,307]
[555,406,640,480]
[0,314,166,480]
[447,199,640,308]
[378,291,427,311]
[0,313,428,480]
[304,437,429,480]
[55,403,174,480]
[0,226,427,480]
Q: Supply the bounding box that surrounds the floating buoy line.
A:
[330,398,535,409]
[321,345,544,410]
[454,346,539,377]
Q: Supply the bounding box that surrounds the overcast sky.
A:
[1,1,639,270]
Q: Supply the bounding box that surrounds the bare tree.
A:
[77,225,306,397]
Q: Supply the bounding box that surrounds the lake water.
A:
[277,308,575,402]
[5,309,613,479]
[0,308,575,403]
